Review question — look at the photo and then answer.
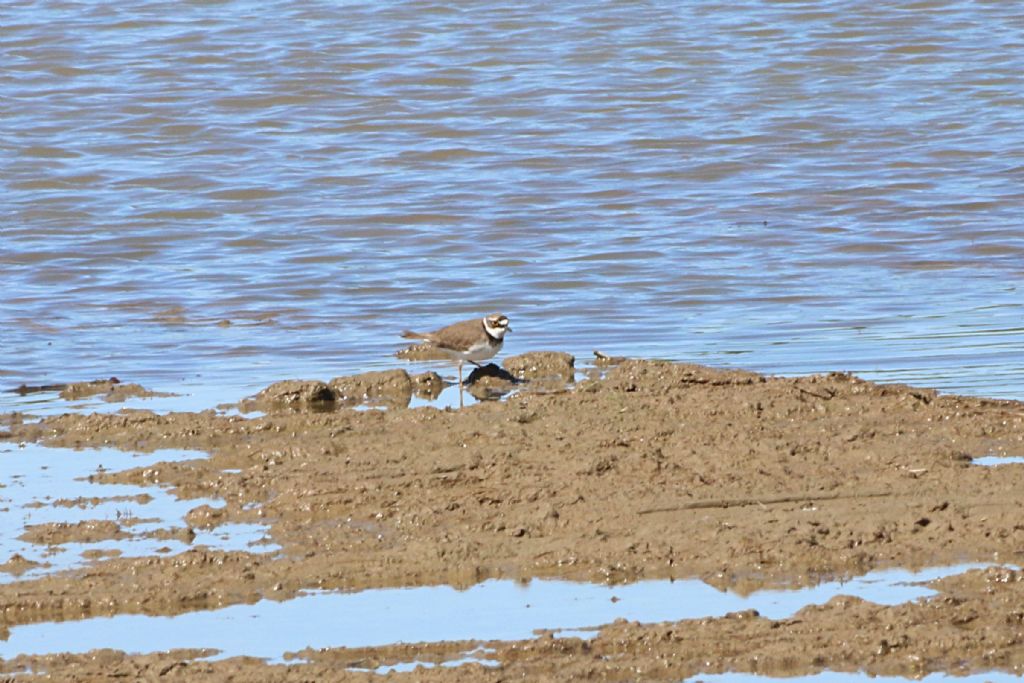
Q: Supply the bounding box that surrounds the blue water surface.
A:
[2,0,1022,407]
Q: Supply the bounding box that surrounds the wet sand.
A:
[2,358,1024,679]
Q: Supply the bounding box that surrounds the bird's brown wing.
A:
[425,317,484,351]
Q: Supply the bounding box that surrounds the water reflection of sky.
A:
[972,455,1024,467]
[0,444,277,582]
[0,563,999,662]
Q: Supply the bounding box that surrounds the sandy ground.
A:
[2,357,1024,680]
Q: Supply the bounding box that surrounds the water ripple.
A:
[2,0,1023,402]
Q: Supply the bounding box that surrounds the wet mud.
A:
[18,520,130,546]
[2,359,1024,679]
[59,379,175,403]
[5,377,176,403]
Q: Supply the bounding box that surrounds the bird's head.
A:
[484,313,510,339]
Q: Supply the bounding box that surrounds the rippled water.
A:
[3,0,1023,408]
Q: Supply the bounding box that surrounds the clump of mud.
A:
[330,369,428,407]
[592,349,627,367]
[8,378,174,403]
[19,520,129,545]
[243,369,445,411]
[247,379,334,407]
[60,379,175,402]
[0,554,44,577]
[502,351,575,394]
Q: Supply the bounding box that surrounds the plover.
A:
[401,313,511,392]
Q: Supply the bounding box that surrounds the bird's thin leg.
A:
[458,361,464,408]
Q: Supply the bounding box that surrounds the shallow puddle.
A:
[0,443,276,581]
[0,563,996,663]
[407,383,492,410]
[686,671,1022,683]
[973,455,1024,467]
[1,385,247,419]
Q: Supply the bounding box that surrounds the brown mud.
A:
[2,358,1024,680]
[6,377,176,402]
[59,379,175,402]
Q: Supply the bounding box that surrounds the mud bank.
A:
[2,359,1024,679]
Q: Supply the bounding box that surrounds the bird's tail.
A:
[401,330,427,341]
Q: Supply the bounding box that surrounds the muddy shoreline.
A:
[2,359,1024,680]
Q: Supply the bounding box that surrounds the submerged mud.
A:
[7,377,175,403]
[2,359,1024,679]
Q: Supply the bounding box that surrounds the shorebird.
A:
[401,313,511,393]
